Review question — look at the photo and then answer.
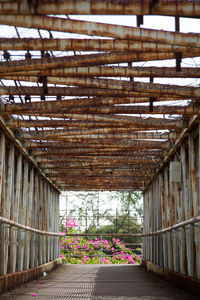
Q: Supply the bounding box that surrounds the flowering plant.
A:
[60,218,141,265]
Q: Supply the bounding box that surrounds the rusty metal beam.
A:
[22,130,174,140]
[0,85,182,98]
[2,103,195,116]
[1,97,185,115]
[0,15,199,48]
[1,1,200,17]
[1,38,199,54]
[2,76,200,99]
[3,66,200,79]
[0,51,197,74]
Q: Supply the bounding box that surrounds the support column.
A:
[0,133,6,275]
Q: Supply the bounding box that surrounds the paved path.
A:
[1,265,197,299]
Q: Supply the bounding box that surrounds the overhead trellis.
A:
[0,0,200,191]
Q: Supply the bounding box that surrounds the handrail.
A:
[0,215,200,238]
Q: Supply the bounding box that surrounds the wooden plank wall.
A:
[143,124,200,279]
[0,129,60,275]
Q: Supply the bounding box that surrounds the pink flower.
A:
[32,293,36,297]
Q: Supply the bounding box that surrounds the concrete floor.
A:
[0,264,197,299]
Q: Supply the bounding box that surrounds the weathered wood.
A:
[0,133,5,275]
[4,144,14,274]
[10,152,22,273]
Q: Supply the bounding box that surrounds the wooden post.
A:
[18,159,28,271]
[197,124,200,279]
[24,167,34,270]
[4,144,14,274]
[0,133,6,275]
[38,178,44,265]
[169,156,176,272]
[46,185,50,262]
[10,153,22,273]
[181,143,191,276]
[43,182,47,263]
[187,133,195,277]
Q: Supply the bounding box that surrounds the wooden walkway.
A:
[0,265,197,299]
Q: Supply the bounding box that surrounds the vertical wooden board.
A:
[4,144,14,274]
[170,155,177,272]
[159,171,165,268]
[147,189,151,262]
[0,133,6,275]
[181,142,191,277]
[38,178,44,265]
[46,185,50,262]
[196,124,200,279]
[18,159,28,271]
[24,166,34,270]
[158,172,163,268]
[33,173,39,267]
[164,166,173,269]
[188,133,195,277]
[176,152,185,274]
[10,152,22,273]
[143,192,147,260]
[149,186,153,263]
[52,190,56,260]
[43,182,47,264]
[49,188,54,260]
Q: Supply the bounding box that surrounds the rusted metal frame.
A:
[2,38,200,53]
[1,0,200,17]
[0,133,5,275]
[0,49,197,75]
[34,150,161,158]
[4,143,14,274]
[0,86,192,99]
[0,115,59,193]
[25,139,168,149]
[4,74,200,99]
[19,128,178,140]
[0,15,200,49]
[36,155,157,164]
[2,102,196,116]
[4,65,200,80]
[3,95,183,116]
